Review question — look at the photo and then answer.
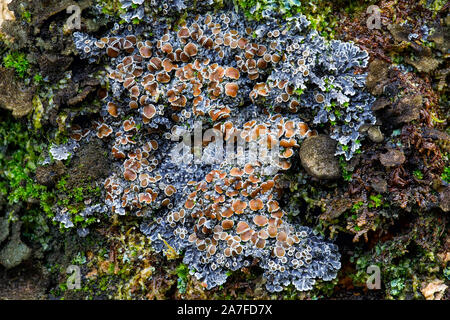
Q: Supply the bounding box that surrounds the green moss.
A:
[339,156,352,181]
[234,0,342,39]
[441,166,450,184]
[3,51,30,78]
[420,0,448,15]
[32,95,45,130]
[350,212,447,299]
[54,177,102,229]
[176,263,189,294]
[368,194,383,208]
[21,10,32,23]
[0,115,55,249]
[413,170,423,180]
[97,0,123,16]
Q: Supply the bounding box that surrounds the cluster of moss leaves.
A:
[0,113,100,250]
[234,0,376,39]
[0,115,54,249]
[2,51,29,78]
[53,174,102,229]
[349,212,448,299]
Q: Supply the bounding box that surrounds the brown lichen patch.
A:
[0,68,35,117]
[379,149,406,167]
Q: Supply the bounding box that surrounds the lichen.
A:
[54,0,382,293]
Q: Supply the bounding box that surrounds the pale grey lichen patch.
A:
[64,1,379,292]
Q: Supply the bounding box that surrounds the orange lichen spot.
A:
[307,130,318,137]
[282,148,294,158]
[214,185,224,194]
[271,54,281,63]
[248,69,259,81]
[165,185,177,197]
[112,147,126,159]
[193,83,202,97]
[156,71,171,83]
[185,198,195,209]
[256,45,267,56]
[71,132,82,141]
[260,180,275,193]
[97,124,113,139]
[129,100,139,109]
[236,37,247,49]
[240,229,253,242]
[184,43,198,57]
[149,57,163,71]
[279,160,292,170]
[224,247,232,257]
[298,122,309,137]
[222,219,234,230]
[205,172,215,183]
[249,198,264,211]
[289,100,300,112]
[197,243,206,251]
[226,190,239,197]
[201,37,214,49]
[315,93,325,103]
[130,85,140,98]
[284,121,296,138]
[280,138,296,148]
[162,58,176,72]
[270,210,283,220]
[139,192,153,204]
[225,67,240,80]
[188,233,197,243]
[124,169,137,182]
[267,200,280,213]
[140,178,149,188]
[236,221,250,234]
[139,45,152,58]
[268,225,278,238]
[253,82,269,96]
[232,199,247,214]
[255,238,266,249]
[139,95,149,106]
[230,167,244,177]
[209,106,231,121]
[171,95,187,108]
[142,74,155,85]
[257,58,268,69]
[248,174,261,184]
[123,78,136,89]
[277,231,287,242]
[274,246,285,258]
[244,164,255,175]
[258,229,270,240]
[225,83,239,97]
[207,244,217,255]
[107,102,119,117]
[221,207,233,218]
[253,215,269,227]
[161,43,173,54]
[215,194,226,203]
[139,173,149,181]
[107,46,120,58]
[210,66,225,82]
[142,104,156,120]
[123,119,136,132]
[177,27,190,39]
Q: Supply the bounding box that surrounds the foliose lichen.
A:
[58,0,379,292]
